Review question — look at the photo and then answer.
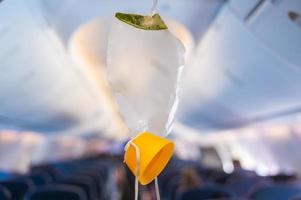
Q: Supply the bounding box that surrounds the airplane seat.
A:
[30,166,59,180]
[24,184,87,200]
[160,174,181,199]
[73,165,109,183]
[292,196,301,200]
[226,176,272,197]
[75,167,109,198]
[70,170,105,199]
[29,158,113,200]
[165,176,182,200]
[56,176,98,200]
[0,180,35,200]
[56,163,108,199]
[0,172,20,182]
[268,173,298,183]
[0,185,11,200]
[203,169,231,184]
[168,182,180,200]
[17,173,53,186]
[177,186,234,200]
[250,185,301,200]
[228,170,258,180]
[67,174,101,199]
[51,164,75,177]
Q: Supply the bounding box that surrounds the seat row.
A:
[0,155,113,200]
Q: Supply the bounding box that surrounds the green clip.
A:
[115,12,168,30]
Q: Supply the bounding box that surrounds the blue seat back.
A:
[0,172,13,181]
[24,184,87,200]
[251,185,301,200]
[0,180,34,200]
[0,185,11,200]
[227,177,271,197]
[179,186,233,200]
[57,176,97,200]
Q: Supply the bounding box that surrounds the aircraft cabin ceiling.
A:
[0,0,300,138]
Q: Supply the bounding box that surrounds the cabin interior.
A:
[0,0,301,200]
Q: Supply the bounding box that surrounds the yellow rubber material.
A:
[124,132,174,185]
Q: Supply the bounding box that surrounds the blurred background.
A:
[0,0,301,199]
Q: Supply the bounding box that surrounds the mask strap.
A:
[155,177,161,200]
[125,135,161,200]
[150,0,158,16]
[128,141,140,200]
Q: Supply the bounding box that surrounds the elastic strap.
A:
[155,177,160,200]
[150,0,158,16]
[129,141,140,200]
[127,140,161,200]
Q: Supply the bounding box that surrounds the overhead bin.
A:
[229,0,301,71]
[244,0,301,68]
[228,0,263,20]
[179,1,301,130]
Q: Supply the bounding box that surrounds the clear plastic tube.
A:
[150,0,158,15]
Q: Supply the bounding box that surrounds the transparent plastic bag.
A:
[107,13,185,137]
